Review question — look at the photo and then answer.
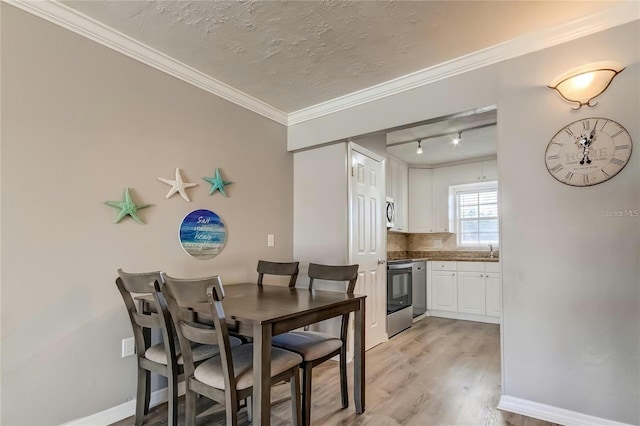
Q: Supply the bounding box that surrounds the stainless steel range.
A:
[387,260,413,337]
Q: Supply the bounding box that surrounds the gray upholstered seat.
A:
[270,331,342,361]
[194,344,302,391]
[145,337,242,365]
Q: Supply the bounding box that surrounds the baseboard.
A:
[61,382,186,426]
[428,310,500,324]
[498,395,634,426]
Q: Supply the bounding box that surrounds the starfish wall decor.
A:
[104,188,152,224]
[203,168,233,197]
[158,168,197,202]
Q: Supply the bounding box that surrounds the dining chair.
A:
[271,263,359,426]
[257,260,300,287]
[161,274,304,426]
[115,269,180,426]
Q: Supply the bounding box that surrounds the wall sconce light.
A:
[452,132,462,145]
[416,140,423,154]
[548,61,624,110]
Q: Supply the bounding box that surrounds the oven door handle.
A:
[388,264,413,270]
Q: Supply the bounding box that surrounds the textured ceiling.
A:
[62,1,626,112]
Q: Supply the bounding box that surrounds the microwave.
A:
[386,197,395,229]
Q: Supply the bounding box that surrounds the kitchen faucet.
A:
[489,244,494,258]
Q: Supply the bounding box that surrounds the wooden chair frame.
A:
[257,260,300,287]
[161,274,302,426]
[279,263,359,426]
[116,269,180,426]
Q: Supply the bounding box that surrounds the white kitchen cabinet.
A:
[408,168,433,233]
[432,167,450,232]
[481,159,498,181]
[431,270,457,312]
[387,156,408,232]
[449,159,498,185]
[457,272,486,315]
[429,261,501,323]
[485,272,501,317]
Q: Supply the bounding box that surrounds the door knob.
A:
[378,259,386,265]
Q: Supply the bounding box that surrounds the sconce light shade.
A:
[548,61,624,110]
[416,141,423,155]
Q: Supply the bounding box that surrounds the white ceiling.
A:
[387,109,497,166]
[388,126,497,167]
[60,1,628,113]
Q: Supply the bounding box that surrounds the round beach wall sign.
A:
[179,209,227,259]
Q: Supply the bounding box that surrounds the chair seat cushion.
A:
[193,344,302,391]
[145,336,242,365]
[271,331,343,361]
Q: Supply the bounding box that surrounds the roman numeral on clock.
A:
[546,155,559,160]
[563,128,574,137]
[550,164,563,173]
[611,129,624,138]
[583,175,590,185]
[565,171,574,182]
[602,170,610,179]
[582,120,590,130]
[611,158,625,167]
[615,144,630,150]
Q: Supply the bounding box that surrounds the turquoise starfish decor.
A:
[104,188,152,224]
[203,168,233,197]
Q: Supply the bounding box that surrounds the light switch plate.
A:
[267,234,275,247]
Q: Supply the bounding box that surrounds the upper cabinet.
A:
[407,158,498,234]
[449,159,497,185]
[408,168,433,233]
[387,156,409,232]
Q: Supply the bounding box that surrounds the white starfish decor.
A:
[158,168,197,202]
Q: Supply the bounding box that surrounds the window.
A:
[453,184,499,247]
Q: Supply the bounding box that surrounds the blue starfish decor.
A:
[203,168,233,197]
[104,188,152,224]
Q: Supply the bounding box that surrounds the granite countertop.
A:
[387,250,499,263]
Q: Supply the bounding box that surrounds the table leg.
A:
[253,323,272,425]
[354,299,365,414]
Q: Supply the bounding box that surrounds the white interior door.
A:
[350,145,387,350]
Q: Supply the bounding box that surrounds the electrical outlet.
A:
[267,234,275,247]
[433,239,443,248]
[121,337,135,357]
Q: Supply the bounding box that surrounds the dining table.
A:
[138,283,366,425]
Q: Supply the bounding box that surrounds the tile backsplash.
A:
[388,230,457,252]
[407,232,457,251]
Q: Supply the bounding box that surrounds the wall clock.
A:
[545,117,632,186]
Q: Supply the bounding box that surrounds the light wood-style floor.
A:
[114,317,556,426]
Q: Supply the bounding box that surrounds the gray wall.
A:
[288,22,640,425]
[1,5,293,425]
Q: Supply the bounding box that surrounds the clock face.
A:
[545,117,632,186]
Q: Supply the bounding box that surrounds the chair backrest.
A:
[115,269,177,367]
[257,260,299,288]
[161,274,236,391]
[307,263,359,342]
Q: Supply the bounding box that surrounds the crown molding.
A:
[5,0,289,126]
[287,3,640,126]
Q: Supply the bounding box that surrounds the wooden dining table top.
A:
[138,282,365,325]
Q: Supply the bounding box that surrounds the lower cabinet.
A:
[457,272,486,315]
[485,272,501,317]
[428,261,501,323]
[431,270,457,312]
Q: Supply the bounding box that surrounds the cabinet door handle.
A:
[480,274,484,278]
[451,273,455,277]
